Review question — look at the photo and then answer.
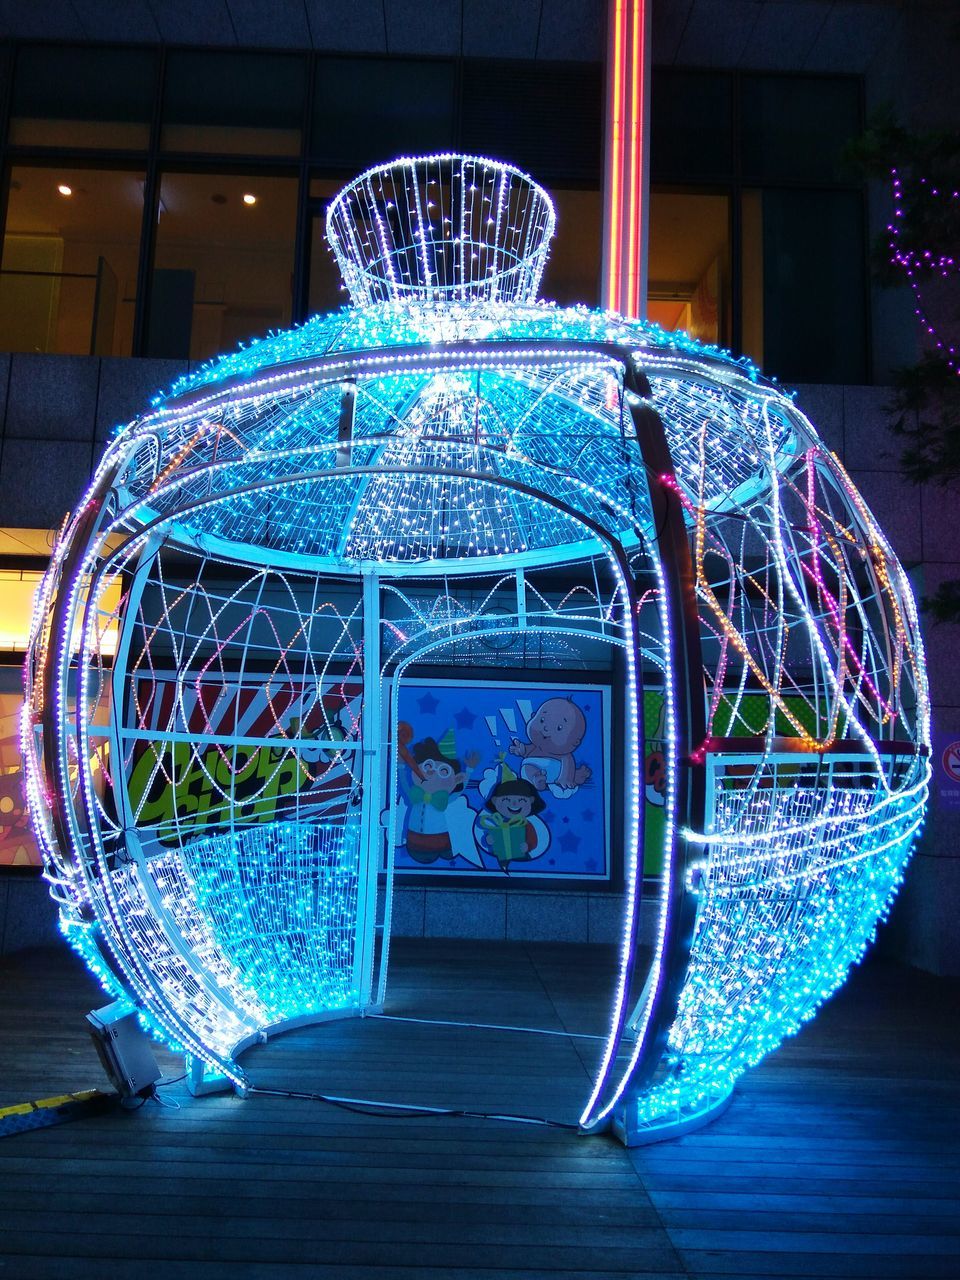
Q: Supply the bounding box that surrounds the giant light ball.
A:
[23,155,929,1142]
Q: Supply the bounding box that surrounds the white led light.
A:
[22,154,930,1138]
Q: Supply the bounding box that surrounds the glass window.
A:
[741,75,861,185]
[540,189,602,307]
[0,165,144,356]
[461,62,603,186]
[147,173,297,362]
[650,70,733,183]
[647,190,730,348]
[0,568,50,653]
[312,58,456,170]
[0,528,56,558]
[742,188,866,383]
[308,177,350,315]
[0,533,119,656]
[741,189,764,367]
[162,51,306,156]
[10,45,156,150]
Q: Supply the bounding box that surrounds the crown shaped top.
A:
[326,154,556,307]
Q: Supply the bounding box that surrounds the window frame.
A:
[0,41,871,381]
[649,65,870,382]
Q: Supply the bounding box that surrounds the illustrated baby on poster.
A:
[509,697,592,799]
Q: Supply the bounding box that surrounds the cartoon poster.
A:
[642,689,668,879]
[125,674,363,845]
[0,692,41,867]
[391,680,611,880]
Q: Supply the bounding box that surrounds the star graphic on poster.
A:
[583,808,594,822]
[558,831,580,853]
[417,692,440,714]
[585,857,598,871]
[454,706,477,729]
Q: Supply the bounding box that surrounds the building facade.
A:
[0,0,957,975]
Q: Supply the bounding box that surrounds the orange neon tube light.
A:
[627,0,642,314]
[606,0,626,313]
[603,0,647,318]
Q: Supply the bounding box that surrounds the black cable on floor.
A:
[373,1013,606,1040]
[246,1084,580,1131]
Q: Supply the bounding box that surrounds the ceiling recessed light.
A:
[242,193,257,206]
[57,184,73,197]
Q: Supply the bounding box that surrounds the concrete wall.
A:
[0,354,188,525]
[388,885,636,945]
[0,0,942,75]
[0,871,639,957]
[0,874,59,953]
[0,0,606,60]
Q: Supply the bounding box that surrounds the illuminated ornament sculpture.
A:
[23,155,929,1142]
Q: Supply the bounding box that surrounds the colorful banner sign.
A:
[126,675,363,844]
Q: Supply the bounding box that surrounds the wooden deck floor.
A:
[1,937,959,1279]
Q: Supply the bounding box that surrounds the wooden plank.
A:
[2,937,960,1280]
[670,1227,960,1255]
[0,1208,675,1251]
[684,1252,960,1278]
[650,1190,960,1217]
[0,1231,685,1271]
[0,1262,687,1280]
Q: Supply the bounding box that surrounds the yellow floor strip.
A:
[0,1089,116,1137]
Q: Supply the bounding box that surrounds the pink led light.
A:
[801,452,896,722]
[889,167,960,374]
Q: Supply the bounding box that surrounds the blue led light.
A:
[22,155,929,1137]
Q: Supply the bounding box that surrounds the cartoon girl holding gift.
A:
[474,765,551,872]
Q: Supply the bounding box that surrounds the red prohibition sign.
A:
[943,741,960,785]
